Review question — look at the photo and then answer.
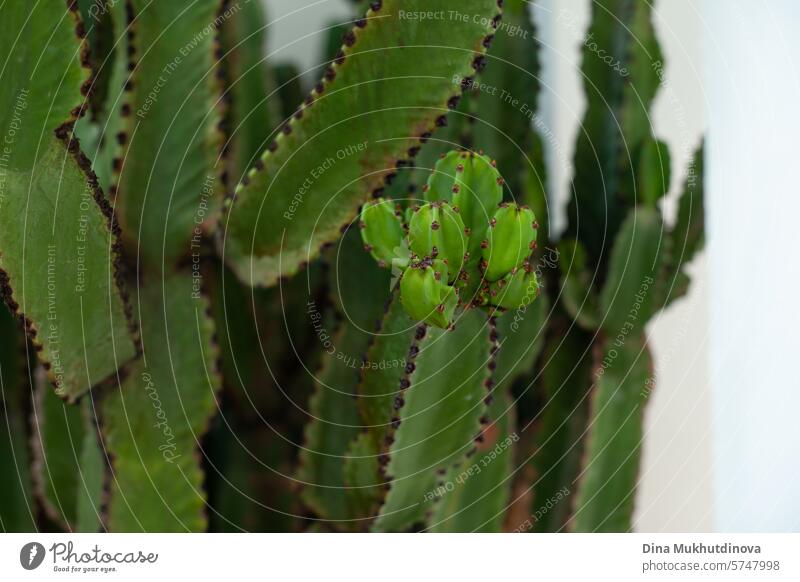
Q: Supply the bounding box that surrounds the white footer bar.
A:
[1,533,797,581]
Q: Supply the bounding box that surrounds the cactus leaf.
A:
[599,207,664,334]
[427,390,516,532]
[222,0,501,287]
[0,2,137,400]
[572,334,652,532]
[296,323,366,527]
[373,308,491,531]
[31,371,103,532]
[0,307,36,531]
[102,273,222,531]
[115,0,224,271]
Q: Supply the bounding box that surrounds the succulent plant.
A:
[0,0,704,534]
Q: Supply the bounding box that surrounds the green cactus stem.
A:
[0,307,36,531]
[222,0,500,286]
[115,0,224,271]
[30,372,103,532]
[102,273,221,532]
[599,207,664,334]
[427,390,516,532]
[0,0,137,401]
[558,238,601,330]
[373,308,492,531]
[571,334,653,532]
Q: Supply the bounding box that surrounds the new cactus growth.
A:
[407,201,467,280]
[360,149,541,328]
[487,263,540,310]
[359,198,408,268]
[425,150,504,262]
[399,260,458,329]
[0,0,705,534]
[481,203,538,281]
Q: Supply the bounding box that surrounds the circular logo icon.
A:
[19,542,46,570]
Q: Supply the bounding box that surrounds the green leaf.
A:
[76,0,117,119]
[572,335,652,532]
[75,400,104,532]
[31,371,103,532]
[373,308,491,532]
[599,207,664,334]
[619,3,664,166]
[116,0,224,270]
[427,390,516,532]
[222,0,501,287]
[0,2,137,400]
[102,273,221,531]
[0,307,36,531]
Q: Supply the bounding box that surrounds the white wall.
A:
[704,0,800,532]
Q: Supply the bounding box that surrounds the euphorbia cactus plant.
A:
[0,0,703,534]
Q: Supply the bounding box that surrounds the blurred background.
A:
[265,0,799,532]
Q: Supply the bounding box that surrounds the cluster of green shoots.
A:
[359,150,540,328]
